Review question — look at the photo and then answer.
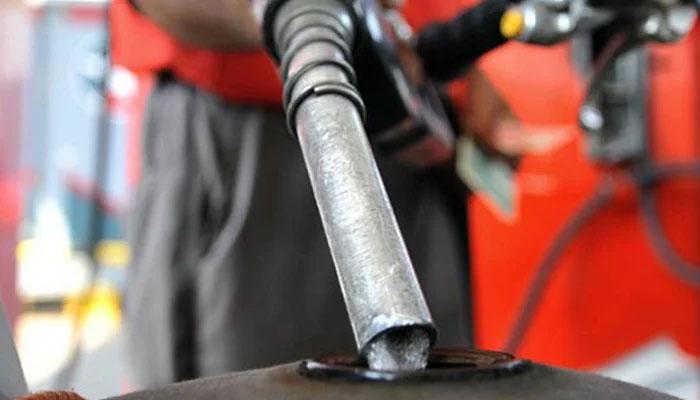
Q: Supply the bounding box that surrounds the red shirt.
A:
[110,0,474,106]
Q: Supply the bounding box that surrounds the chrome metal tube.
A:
[295,92,434,370]
[267,0,436,370]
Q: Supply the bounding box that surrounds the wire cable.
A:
[504,177,617,353]
[505,163,700,354]
[636,163,700,288]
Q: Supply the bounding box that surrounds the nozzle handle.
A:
[415,0,512,83]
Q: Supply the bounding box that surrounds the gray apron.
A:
[125,75,471,388]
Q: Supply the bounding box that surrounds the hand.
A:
[462,68,575,161]
[462,68,522,163]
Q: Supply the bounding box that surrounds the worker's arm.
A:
[131,0,262,50]
[131,0,405,51]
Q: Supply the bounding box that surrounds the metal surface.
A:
[507,0,612,45]
[506,0,696,46]
[582,47,648,164]
[267,0,436,370]
[109,350,679,400]
[507,0,697,165]
[294,89,435,369]
[363,328,431,371]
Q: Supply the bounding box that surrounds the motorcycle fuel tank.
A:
[109,349,678,400]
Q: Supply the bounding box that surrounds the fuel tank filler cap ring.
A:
[299,349,530,382]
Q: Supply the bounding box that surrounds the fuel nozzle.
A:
[500,0,698,46]
[262,0,437,372]
[499,0,579,45]
[415,0,513,82]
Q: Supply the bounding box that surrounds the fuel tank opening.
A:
[299,349,530,382]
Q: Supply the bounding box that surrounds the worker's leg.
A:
[191,88,357,376]
[125,76,208,386]
[124,75,355,387]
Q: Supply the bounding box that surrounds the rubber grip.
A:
[415,0,511,82]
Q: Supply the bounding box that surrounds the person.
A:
[111,0,475,388]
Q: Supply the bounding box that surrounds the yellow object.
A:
[500,8,525,39]
[16,239,130,267]
[95,240,131,266]
[62,284,122,325]
[15,239,71,262]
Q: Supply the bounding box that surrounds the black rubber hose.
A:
[505,163,700,353]
[636,163,700,288]
[415,0,511,83]
[504,177,617,353]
